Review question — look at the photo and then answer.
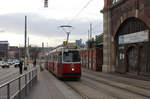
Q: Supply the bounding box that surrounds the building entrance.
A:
[115,17,150,75]
[127,46,138,73]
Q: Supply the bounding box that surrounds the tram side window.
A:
[54,54,57,61]
[46,55,48,62]
[51,55,53,61]
[49,55,51,61]
[53,55,54,61]
[58,52,62,62]
[48,55,50,61]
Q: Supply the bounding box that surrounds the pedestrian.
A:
[19,60,23,74]
[33,59,36,67]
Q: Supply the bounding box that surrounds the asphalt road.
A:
[0,65,19,85]
[0,64,35,99]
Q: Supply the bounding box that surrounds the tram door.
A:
[127,47,138,73]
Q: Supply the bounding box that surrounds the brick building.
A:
[8,46,19,59]
[101,0,150,75]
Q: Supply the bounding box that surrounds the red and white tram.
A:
[45,45,81,79]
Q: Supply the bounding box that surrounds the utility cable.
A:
[68,0,94,23]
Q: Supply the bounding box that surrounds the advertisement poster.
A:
[119,30,149,44]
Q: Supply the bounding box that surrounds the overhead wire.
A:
[59,0,98,44]
[68,0,95,24]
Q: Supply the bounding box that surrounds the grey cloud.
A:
[0,13,103,37]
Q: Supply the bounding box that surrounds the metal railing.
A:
[0,68,38,99]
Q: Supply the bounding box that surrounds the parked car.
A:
[1,62,10,68]
[7,60,14,65]
[0,61,3,66]
[14,61,20,67]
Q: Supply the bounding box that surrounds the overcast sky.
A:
[0,0,104,47]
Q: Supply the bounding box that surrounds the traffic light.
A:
[44,0,48,8]
[63,41,67,46]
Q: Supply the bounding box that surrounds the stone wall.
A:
[111,0,150,37]
[102,0,150,73]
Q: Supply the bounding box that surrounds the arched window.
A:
[117,17,149,35]
[112,0,121,5]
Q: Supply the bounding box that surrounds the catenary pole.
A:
[24,16,27,70]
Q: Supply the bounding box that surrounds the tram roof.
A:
[47,45,80,55]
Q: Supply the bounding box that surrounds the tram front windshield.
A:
[63,51,80,62]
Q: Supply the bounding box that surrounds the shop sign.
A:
[119,30,149,44]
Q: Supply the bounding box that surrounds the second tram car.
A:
[45,45,81,79]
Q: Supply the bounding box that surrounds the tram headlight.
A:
[72,68,75,71]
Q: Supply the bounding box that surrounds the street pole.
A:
[88,30,89,41]
[28,37,30,59]
[24,16,27,70]
[19,44,20,60]
[90,23,92,39]
[28,37,30,68]
[42,42,44,55]
[28,37,29,48]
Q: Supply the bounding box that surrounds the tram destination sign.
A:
[119,30,149,44]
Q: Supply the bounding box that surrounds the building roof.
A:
[0,41,9,44]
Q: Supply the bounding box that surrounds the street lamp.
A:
[59,25,73,44]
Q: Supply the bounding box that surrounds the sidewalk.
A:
[24,69,82,99]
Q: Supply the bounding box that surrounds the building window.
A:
[112,0,121,5]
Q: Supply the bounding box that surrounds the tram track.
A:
[80,78,121,99]
[64,79,120,99]
[64,81,90,99]
[82,74,150,98]
[83,69,150,90]
[64,70,150,99]
[0,69,19,85]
